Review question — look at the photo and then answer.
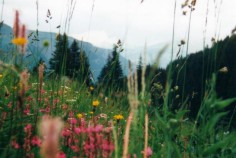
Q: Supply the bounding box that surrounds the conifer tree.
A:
[67,39,80,77]
[98,40,124,92]
[67,40,92,84]
[98,54,112,82]
[137,55,143,93]
[77,49,91,84]
[49,33,70,76]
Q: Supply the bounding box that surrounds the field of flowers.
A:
[1,2,236,157]
[0,58,129,158]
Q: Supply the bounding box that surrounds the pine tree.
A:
[78,49,91,84]
[67,40,92,85]
[98,40,124,92]
[49,33,70,76]
[67,39,80,78]
[137,55,143,93]
[98,54,112,82]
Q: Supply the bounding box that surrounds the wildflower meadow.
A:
[1,0,236,158]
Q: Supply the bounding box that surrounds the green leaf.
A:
[214,98,236,110]
[202,134,236,156]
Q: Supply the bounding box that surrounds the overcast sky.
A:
[2,0,236,65]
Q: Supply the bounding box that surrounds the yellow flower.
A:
[92,100,99,107]
[77,113,83,119]
[12,37,28,46]
[113,114,124,120]
[0,74,3,78]
[89,111,94,115]
[89,86,94,91]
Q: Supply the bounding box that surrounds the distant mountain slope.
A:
[124,44,171,68]
[0,23,128,79]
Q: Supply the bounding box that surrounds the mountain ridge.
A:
[0,23,128,79]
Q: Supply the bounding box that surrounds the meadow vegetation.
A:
[1,0,236,157]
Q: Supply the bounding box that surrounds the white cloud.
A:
[71,31,117,48]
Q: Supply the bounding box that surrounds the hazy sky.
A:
[2,0,236,65]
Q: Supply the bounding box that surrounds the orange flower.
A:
[12,11,27,53]
[12,37,28,46]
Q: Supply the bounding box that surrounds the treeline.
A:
[168,35,236,116]
[48,34,126,93]
[49,33,91,85]
[137,34,236,127]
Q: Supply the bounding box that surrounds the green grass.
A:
[1,1,236,157]
[1,51,236,158]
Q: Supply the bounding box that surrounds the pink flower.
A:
[70,145,79,152]
[40,89,46,94]
[27,96,33,102]
[53,99,60,104]
[69,111,74,117]
[24,124,32,132]
[14,143,20,149]
[87,126,94,133]
[31,136,42,147]
[94,125,103,133]
[84,143,95,151]
[57,151,66,158]
[102,140,115,151]
[12,140,20,149]
[61,128,71,137]
[23,108,30,115]
[45,107,50,113]
[69,118,77,124]
[74,127,82,135]
[146,147,153,157]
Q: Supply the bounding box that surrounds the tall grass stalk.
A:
[182,5,193,103]
[201,0,210,101]
[143,113,148,158]
[122,111,134,158]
